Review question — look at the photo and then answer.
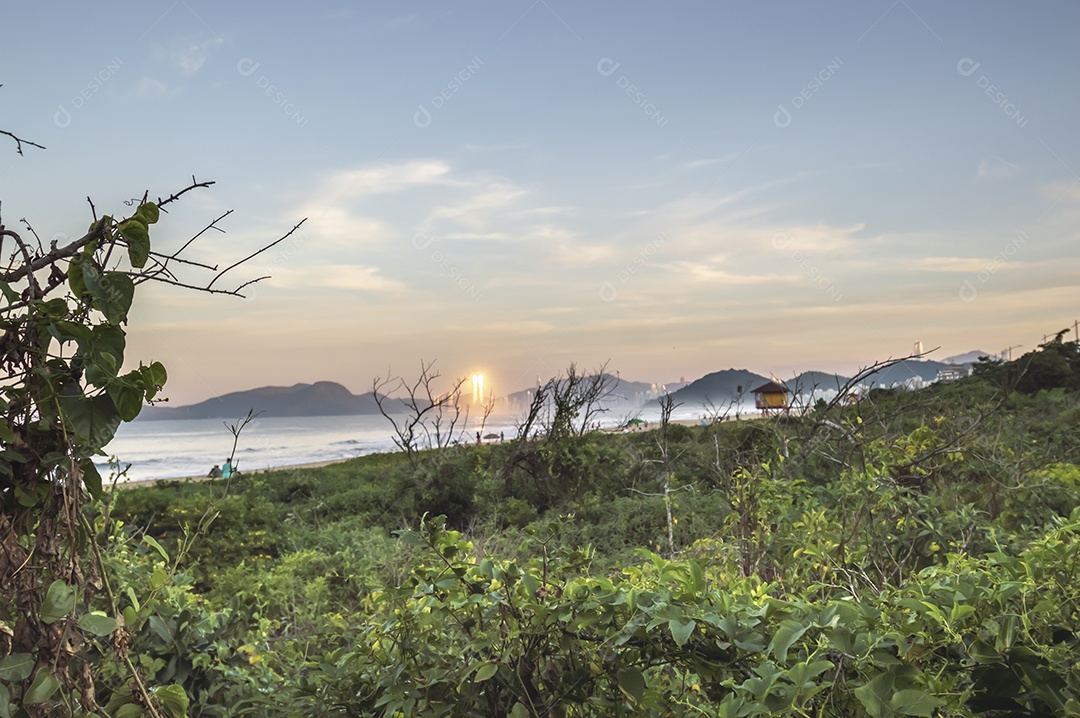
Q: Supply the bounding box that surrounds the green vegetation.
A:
[93,345,1080,716]
[0,149,298,715]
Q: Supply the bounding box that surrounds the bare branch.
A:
[156,177,216,210]
[207,218,306,289]
[0,220,107,284]
[0,129,45,156]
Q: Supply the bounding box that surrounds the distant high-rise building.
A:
[914,339,924,355]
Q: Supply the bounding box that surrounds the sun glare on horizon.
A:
[471,373,485,403]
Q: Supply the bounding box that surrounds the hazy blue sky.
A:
[2,1,1078,403]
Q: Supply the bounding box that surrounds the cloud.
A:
[137,76,169,97]
[977,156,1024,181]
[296,207,387,245]
[269,264,406,293]
[294,160,553,250]
[325,160,454,198]
[431,183,528,223]
[910,257,997,272]
[442,232,509,241]
[1038,179,1080,205]
[167,37,224,75]
[664,260,796,285]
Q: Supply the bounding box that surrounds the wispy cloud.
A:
[137,76,169,97]
[977,156,1024,182]
[910,257,1000,272]
[664,260,796,285]
[154,36,225,76]
[270,264,406,293]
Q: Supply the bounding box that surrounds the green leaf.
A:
[154,684,189,718]
[59,387,121,449]
[24,667,60,704]
[617,667,646,703]
[139,362,168,400]
[41,579,76,624]
[120,221,150,269]
[107,379,144,422]
[115,703,144,718]
[83,267,134,325]
[80,457,103,500]
[668,617,696,648]
[474,663,498,682]
[788,659,833,687]
[136,202,160,225]
[0,280,17,304]
[889,689,945,716]
[143,535,170,562]
[0,421,14,444]
[0,653,34,681]
[68,258,87,298]
[78,612,118,637]
[854,672,894,718]
[394,530,426,547]
[0,683,9,718]
[151,567,168,590]
[85,324,126,386]
[47,320,93,346]
[509,703,529,718]
[769,619,809,663]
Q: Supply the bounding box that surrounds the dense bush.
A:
[97,351,1080,715]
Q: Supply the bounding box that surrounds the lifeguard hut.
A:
[751,381,791,414]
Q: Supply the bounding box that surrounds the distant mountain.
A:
[138,381,402,420]
[783,371,850,394]
[663,369,771,407]
[502,374,663,409]
[857,359,951,387]
[944,350,997,364]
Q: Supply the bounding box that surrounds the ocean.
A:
[100,404,733,483]
[100,412,524,483]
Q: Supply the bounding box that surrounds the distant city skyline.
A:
[2,2,1078,405]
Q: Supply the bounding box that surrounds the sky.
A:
[2,1,1078,405]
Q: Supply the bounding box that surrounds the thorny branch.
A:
[0,128,45,156]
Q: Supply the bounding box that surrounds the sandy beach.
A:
[122,457,355,488]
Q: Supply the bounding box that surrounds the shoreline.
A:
[122,414,776,488]
[122,457,356,488]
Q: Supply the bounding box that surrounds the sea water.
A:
[102,412,540,482]
[100,404,732,483]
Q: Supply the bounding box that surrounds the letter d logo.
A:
[596,58,621,77]
[414,104,432,128]
[54,105,72,129]
[773,104,792,128]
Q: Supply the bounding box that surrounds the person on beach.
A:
[207,464,222,478]
[222,458,233,479]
